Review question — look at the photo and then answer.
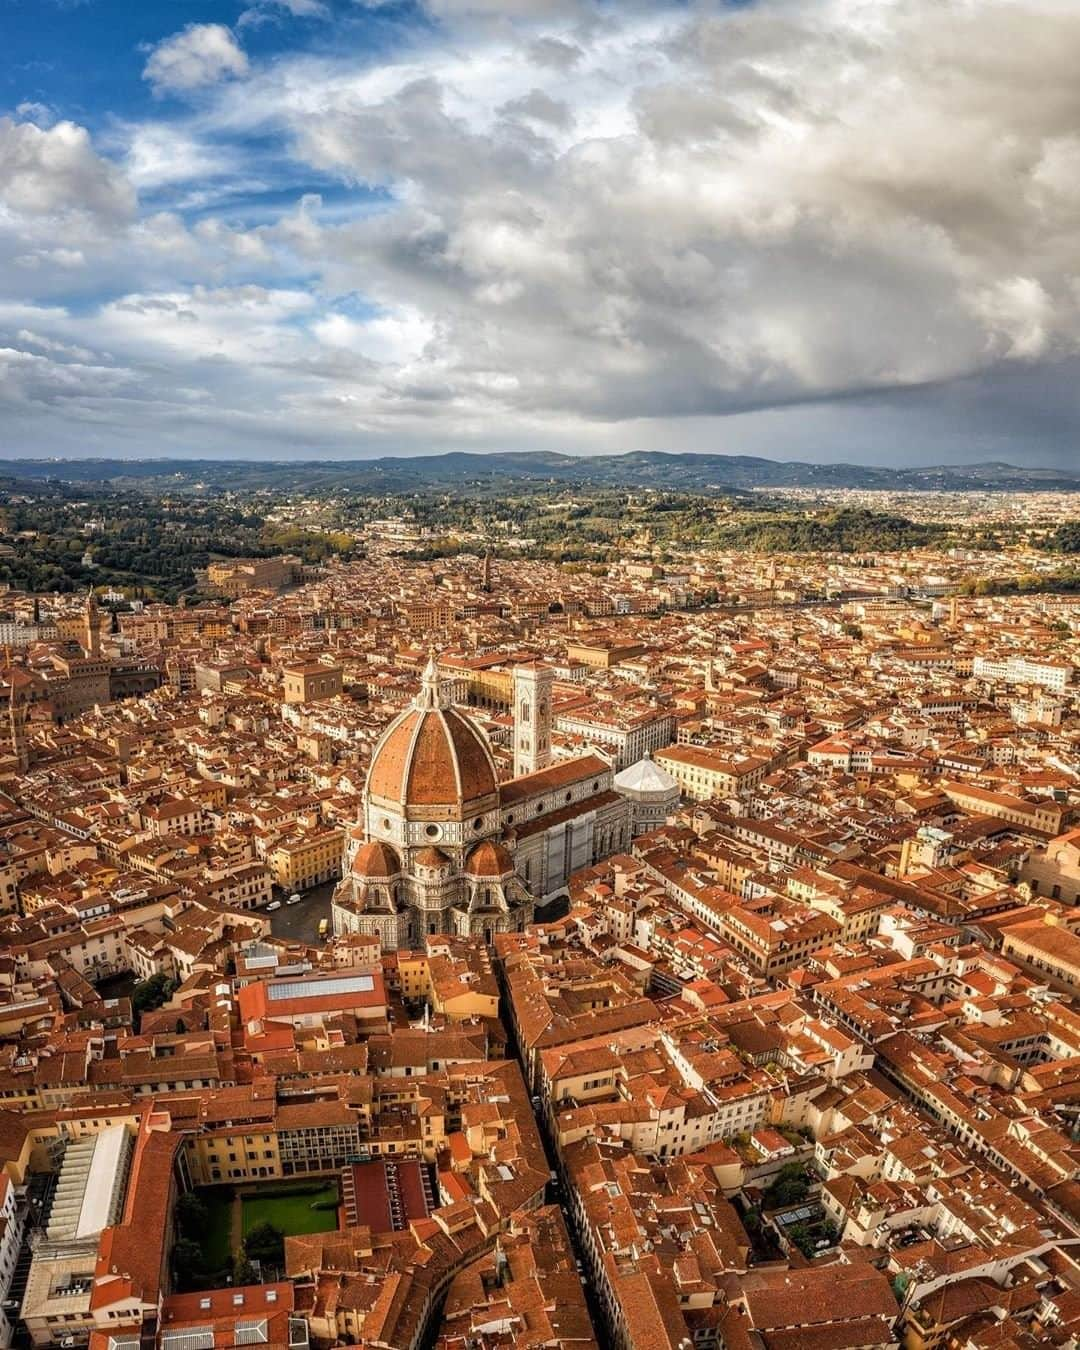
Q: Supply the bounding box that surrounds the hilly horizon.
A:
[3,450,1080,495]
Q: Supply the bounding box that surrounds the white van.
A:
[266,899,282,912]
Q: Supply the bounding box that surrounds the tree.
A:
[172,1237,208,1292]
[1048,522,1080,554]
[175,1191,208,1241]
[786,1222,814,1257]
[232,1255,260,1286]
[132,972,177,1016]
[763,1162,810,1210]
[243,1221,284,1266]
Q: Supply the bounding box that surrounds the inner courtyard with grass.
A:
[187,1180,341,1282]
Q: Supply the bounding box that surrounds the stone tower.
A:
[9,676,28,774]
[83,587,101,658]
[512,663,553,779]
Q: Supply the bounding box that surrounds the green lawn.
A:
[192,1182,340,1276]
[240,1183,340,1238]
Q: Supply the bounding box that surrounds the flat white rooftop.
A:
[47,1123,132,1243]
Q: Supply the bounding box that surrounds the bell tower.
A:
[83,587,101,658]
[9,677,28,774]
[512,663,553,779]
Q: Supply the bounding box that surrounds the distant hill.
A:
[2,451,1078,494]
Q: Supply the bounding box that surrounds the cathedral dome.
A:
[465,839,515,878]
[365,656,499,819]
[351,840,402,879]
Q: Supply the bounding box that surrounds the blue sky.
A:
[4,0,423,126]
[1,0,1079,465]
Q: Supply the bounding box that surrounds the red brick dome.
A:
[465,839,515,878]
[414,846,452,870]
[351,840,402,879]
[365,656,499,819]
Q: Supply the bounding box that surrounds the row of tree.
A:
[172,1192,286,1292]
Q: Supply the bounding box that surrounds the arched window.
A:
[521,702,531,721]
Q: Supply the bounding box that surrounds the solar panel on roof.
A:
[267,974,374,1001]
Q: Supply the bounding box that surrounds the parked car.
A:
[287,893,302,905]
[266,899,282,912]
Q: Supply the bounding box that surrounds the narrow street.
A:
[497,983,612,1348]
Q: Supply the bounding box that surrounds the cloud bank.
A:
[2,0,1080,463]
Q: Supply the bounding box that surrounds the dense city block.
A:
[0,482,1079,1349]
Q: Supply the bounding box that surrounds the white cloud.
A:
[312,306,435,365]
[14,102,56,128]
[142,24,249,96]
[420,0,591,18]
[123,124,237,190]
[0,117,135,218]
[14,329,97,362]
[970,277,1054,360]
[13,247,86,270]
[0,344,136,409]
[239,0,329,26]
[243,0,1080,427]
[6,0,1080,463]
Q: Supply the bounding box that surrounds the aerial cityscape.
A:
[0,457,1075,1349]
[4,0,1080,1348]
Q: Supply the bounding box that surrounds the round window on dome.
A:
[381,817,392,831]
[564,791,572,803]
[425,824,441,839]
[472,817,484,831]
[592,781,600,792]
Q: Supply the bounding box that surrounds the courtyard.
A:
[191,1180,341,1277]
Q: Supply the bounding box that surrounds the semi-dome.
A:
[351,840,402,879]
[465,839,515,878]
[365,656,499,818]
[414,846,453,870]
